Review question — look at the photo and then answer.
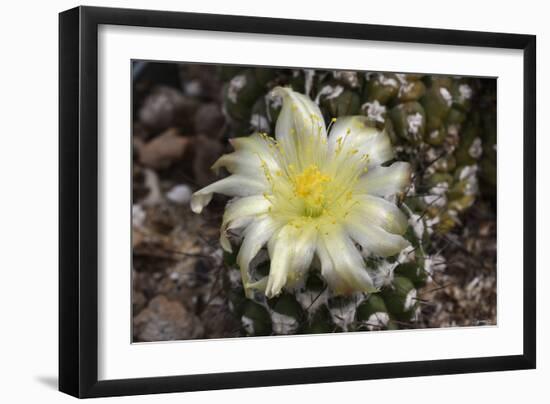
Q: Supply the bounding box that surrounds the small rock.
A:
[132,204,146,228]
[138,85,198,134]
[138,128,191,170]
[133,295,204,341]
[132,122,149,141]
[165,184,192,205]
[132,290,147,314]
[194,103,225,139]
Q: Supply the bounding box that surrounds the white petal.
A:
[316,226,377,295]
[237,215,281,297]
[265,226,294,298]
[327,116,394,170]
[190,175,267,214]
[345,218,410,257]
[272,86,328,170]
[327,116,377,151]
[211,151,261,175]
[219,232,233,253]
[287,225,317,288]
[190,193,212,215]
[363,131,394,168]
[212,133,280,179]
[355,162,411,197]
[223,195,272,228]
[220,196,272,252]
[350,195,409,234]
[230,132,273,154]
[265,224,317,297]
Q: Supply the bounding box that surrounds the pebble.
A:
[165,184,192,205]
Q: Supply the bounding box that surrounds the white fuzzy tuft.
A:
[227,75,246,103]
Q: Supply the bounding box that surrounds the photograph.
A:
[0,0,543,402]
[131,61,497,342]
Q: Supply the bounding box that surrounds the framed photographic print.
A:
[59,6,536,398]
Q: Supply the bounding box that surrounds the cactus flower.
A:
[191,87,411,298]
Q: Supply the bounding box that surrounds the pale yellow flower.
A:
[191,87,411,298]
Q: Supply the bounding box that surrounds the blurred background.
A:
[131,61,497,342]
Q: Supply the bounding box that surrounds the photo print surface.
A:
[131,61,497,342]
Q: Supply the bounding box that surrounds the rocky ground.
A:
[415,204,497,329]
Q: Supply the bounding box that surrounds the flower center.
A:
[293,165,332,217]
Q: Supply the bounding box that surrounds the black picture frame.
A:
[59,5,536,398]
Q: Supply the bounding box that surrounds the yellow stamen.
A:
[292,165,331,217]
